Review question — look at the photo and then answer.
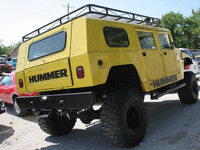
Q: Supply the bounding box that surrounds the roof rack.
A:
[22,4,161,42]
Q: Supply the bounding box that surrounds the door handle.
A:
[164,52,167,55]
[142,52,146,57]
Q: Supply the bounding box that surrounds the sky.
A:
[0,0,199,46]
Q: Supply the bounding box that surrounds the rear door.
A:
[24,23,73,92]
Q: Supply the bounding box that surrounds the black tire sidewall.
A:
[101,90,147,147]
[37,112,76,136]
[190,74,198,99]
[13,99,28,117]
[119,91,147,146]
[178,72,198,104]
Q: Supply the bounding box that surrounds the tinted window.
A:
[137,31,156,49]
[0,75,13,86]
[104,27,129,47]
[158,34,171,49]
[28,31,66,60]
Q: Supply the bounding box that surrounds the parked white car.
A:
[195,55,200,69]
[180,48,200,79]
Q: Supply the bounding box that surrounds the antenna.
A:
[62,3,75,20]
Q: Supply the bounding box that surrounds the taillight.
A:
[184,65,191,70]
[76,66,84,79]
[19,79,23,88]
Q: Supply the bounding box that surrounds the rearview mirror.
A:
[170,42,176,49]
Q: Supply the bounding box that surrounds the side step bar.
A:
[151,83,186,99]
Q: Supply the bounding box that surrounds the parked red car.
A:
[0,72,39,116]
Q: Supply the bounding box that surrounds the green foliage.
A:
[0,40,21,56]
[161,8,200,49]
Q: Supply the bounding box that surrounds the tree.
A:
[0,40,22,56]
[161,11,184,47]
[0,40,7,55]
[190,8,200,49]
[161,8,200,49]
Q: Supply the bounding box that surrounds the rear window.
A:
[104,27,129,47]
[28,31,66,60]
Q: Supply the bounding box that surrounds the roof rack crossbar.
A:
[22,4,161,42]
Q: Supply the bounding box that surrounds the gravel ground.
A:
[1,82,200,150]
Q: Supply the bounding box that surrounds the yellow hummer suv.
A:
[15,4,198,147]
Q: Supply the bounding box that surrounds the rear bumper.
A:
[16,91,96,110]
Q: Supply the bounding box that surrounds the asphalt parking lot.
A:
[0,75,200,150]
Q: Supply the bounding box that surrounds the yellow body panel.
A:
[16,17,184,94]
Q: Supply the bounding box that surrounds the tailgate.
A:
[24,23,73,92]
[24,58,73,92]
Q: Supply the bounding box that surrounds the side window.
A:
[104,27,129,47]
[28,31,66,61]
[137,31,156,49]
[158,33,171,49]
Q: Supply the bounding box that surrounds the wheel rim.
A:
[14,101,21,114]
[126,107,139,130]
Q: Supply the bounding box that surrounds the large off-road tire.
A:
[13,99,28,117]
[37,112,76,136]
[178,72,199,104]
[101,90,147,147]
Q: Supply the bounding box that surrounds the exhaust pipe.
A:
[57,109,68,116]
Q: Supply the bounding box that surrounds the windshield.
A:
[182,50,195,60]
[0,75,13,86]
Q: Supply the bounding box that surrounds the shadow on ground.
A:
[33,98,200,150]
[0,125,15,144]
[5,103,37,123]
